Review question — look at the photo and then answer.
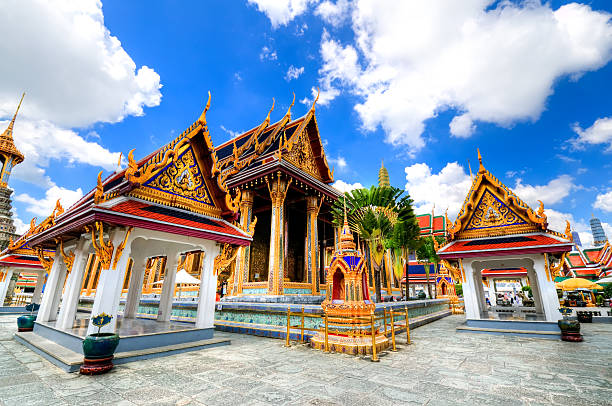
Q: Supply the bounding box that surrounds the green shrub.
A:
[417,291,426,299]
[455,284,463,297]
[603,284,612,299]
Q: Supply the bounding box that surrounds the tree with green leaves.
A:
[332,186,420,302]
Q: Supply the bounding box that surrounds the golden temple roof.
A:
[0,93,25,164]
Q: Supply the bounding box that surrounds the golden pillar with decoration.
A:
[233,190,254,295]
[266,176,291,295]
[305,196,321,294]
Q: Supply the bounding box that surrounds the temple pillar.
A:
[87,228,133,335]
[32,271,45,305]
[37,245,64,322]
[123,255,147,318]
[233,190,254,295]
[157,250,180,322]
[305,196,320,294]
[266,177,291,295]
[0,269,13,305]
[460,259,481,320]
[195,244,221,328]
[532,255,561,322]
[56,239,91,330]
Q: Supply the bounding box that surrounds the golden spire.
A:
[339,194,356,250]
[477,148,484,173]
[378,160,390,188]
[0,92,25,164]
[287,92,295,120]
[310,87,320,113]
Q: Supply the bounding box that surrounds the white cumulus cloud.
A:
[316,0,351,27]
[285,65,305,81]
[16,185,84,218]
[405,162,472,218]
[248,0,318,28]
[333,179,363,193]
[314,1,612,152]
[572,117,612,151]
[512,175,575,207]
[594,190,612,212]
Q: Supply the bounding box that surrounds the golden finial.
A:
[565,220,573,241]
[310,87,320,112]
[287,92,295,120]
[117,152,122,170]
[198,91,212,125]
[94,171,104,204]
[477,148,485,173]
[265,98,275,124]
[537,200,545,217]
[54,199,64,217]
[467,159,473,180]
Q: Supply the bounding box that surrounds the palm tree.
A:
[332,186,420,302]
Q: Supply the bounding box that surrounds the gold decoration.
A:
[564,221,573,242]
[86,222,114,271]
[214,243,239,276]
[94,171,104,204]
[58,239,75,274]
[282,129,322,180]
[466,190,525,230]
[35,247,54,273]
[112,227,133,269]
[146,148,214,205]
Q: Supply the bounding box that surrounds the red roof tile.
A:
[585,249,602,263]
[107,200,246,238]
[416,215,431,229]
[432,216,445,232]
[439,233,571,256]
[568,254,586,267]
[0,255,43,269]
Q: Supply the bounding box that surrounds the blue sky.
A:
[1,0,612,246]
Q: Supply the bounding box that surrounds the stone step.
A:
[15,331,230,373]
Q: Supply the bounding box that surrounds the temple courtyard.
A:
[0,315,609,406]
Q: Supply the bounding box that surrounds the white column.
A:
[157,251,180,322]
[37,245,64,322]
[87,228,133,335]
[195,244,221,329]
[124,256,146,318]
[532,255,561,322]
[56,239,90,330]
[0,269,14,305]
[461,260,481,320]
[31,270,46,305]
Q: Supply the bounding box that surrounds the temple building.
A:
[14,94,254,368]
[563,216,611,280]
[219,96,340,300]
[437,151,573,335]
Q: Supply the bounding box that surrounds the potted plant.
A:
[80,313,120,375]
[17,303,40,332]
[558,307,582,342]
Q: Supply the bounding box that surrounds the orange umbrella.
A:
[556,278,602,291]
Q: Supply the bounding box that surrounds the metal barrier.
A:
[283,305,413,361]
[9,293,32,306]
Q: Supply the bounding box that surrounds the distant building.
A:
[571,232,582,248]
[590,215,608,246]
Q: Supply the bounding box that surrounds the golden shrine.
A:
[310,204,389,354]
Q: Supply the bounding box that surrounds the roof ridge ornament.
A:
[477,148,485,173]
[310,87,320,113]
[197,91,212,126]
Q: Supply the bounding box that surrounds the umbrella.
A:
[152,270,200,299]
[555,277,602,291]
[596,276,612,284]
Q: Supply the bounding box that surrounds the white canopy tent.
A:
[153,269,201,300]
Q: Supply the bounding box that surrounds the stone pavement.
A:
[0,314,610,406]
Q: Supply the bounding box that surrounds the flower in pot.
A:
[80,313,120,375]
[558,307,582,342]
[17,303,40,332]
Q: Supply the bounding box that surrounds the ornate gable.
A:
[447,151,549,240]
[282,128,322,180]
[143,147,215,207]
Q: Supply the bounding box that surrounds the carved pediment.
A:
[282,129,322,180]
[465,190,527,231]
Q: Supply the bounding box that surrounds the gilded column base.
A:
[310,332,389,355]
